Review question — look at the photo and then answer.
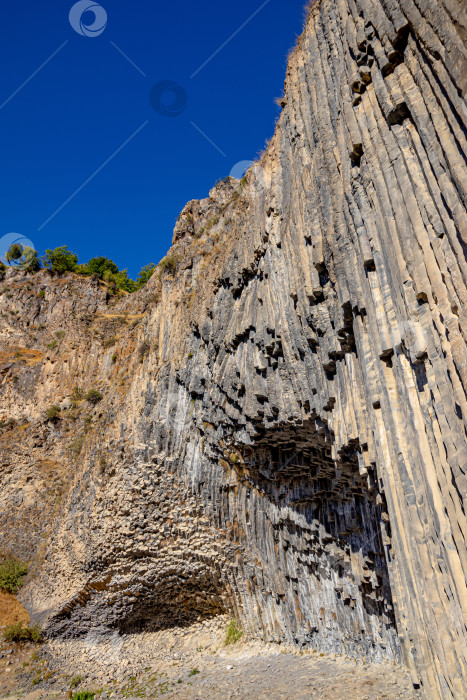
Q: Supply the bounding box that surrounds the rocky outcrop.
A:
[0,0,465,698]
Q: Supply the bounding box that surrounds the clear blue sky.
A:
[1,1,307,278]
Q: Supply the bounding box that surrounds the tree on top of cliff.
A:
[135,263,157,289]
[6,243,22,263]
[29,245,155,292]
[5,243,40,272]
[41,245,78,274]
[82,256,119,278]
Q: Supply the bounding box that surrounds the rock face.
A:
[0,0,465,698]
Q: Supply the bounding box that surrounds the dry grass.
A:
[97,313,146,322]
[0,348,43,367]
[0,591,29,630]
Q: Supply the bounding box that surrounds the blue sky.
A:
[1,1,307,278]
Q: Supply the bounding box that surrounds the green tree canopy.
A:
[82,256,119,278]
[5,244,40,271]
[5,243,23,263]
[135,263,157,290]
[21,246,41,271]
[41,246,78,274]
[9,240,159,293]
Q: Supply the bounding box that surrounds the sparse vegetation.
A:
[78,256,135,293]
[102,336,116,348]
[71,692,95,700]
[46,405,61,421]
[4,241,159,294]
[0,418,17,432]
[70,435,85,456]
[189,668,200,676]
[158,255,178,277]
[70,386,85,401]
[225,619,243,645]
[84,389,103,405]
[138,341,150,363]
[2,622,41,643]
[70,675,83,688]
[135,263,157,289]
[46,340,57,349]
[0,557,28,593]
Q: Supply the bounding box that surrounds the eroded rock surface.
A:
[0,1,465,699]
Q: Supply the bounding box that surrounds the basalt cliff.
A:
[0,0,466,698]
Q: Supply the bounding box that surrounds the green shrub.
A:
[188,668,200,677]
[6,244,22,263]
[78,257,136,293]
[70,436,85,456]
[22,247,41,271]
[2,622,41,643]
[137,341,150,363]
[38,289,46,298]
[46,340,57,349]
[225,619,243,645]
[71,692,95,700]
[46,405,61,420]
[41,246,78,274]
[158,255,178,277]
[0,558,28,593]
[135,263,157,290]
[84,389,102,405]
[82,256,119,279]
[5,244,40,271]
[70,386,85,401]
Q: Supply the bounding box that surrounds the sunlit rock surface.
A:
[0,1,465,698]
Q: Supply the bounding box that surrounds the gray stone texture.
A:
[0,1,465,699]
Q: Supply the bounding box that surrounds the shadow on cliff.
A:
[229,420,397,627]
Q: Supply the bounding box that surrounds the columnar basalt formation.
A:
[0,1,465,698]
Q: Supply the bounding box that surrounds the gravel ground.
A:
[0,615,416,700]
